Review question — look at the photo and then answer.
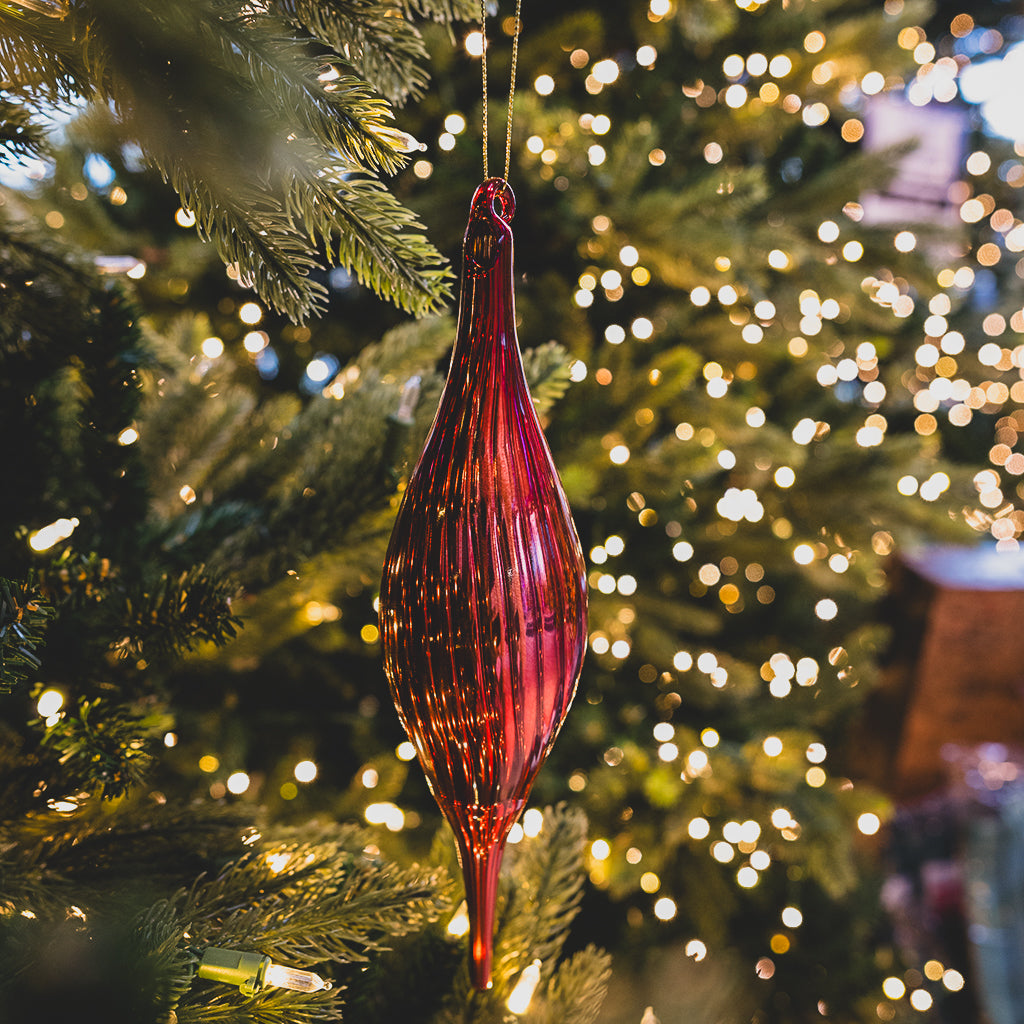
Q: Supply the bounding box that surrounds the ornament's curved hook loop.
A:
[464,178,516,275]
[484,177,515,223]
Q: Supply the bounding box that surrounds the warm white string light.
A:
[506,959,542,1014]
[8,0,68,15]
[197,947,331,996]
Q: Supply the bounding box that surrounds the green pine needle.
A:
[499,805,589,974]
[181,835,451,965]
[0,0,459,321]
[527,947,613,1024]
[0,578,52,693]
[38,696,166,798]
[0,96,49,165]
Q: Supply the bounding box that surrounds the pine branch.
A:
[276,0,432,106]
[38,695,168,798]
[429,807,602,1024]
[391,0,476,21]
[1,0,455,320]
[527,947,612,1024]
[117,565,243,658]
[0,227,152,573]
[0,96,50,164]
[0,14,89,112]
[134,897,202,1012]
[0,811,370,1023]
[29,549,118,607]
[0,221,103,348]
[498,805,588,973]
[146,316,453,590]
[147,119,450,322]
[156,161,331,323]
[182,836,451,965]
[29,553,242,660]
[348,313,458,384]
[0,692,167,825]
[771,140,918,224]
[86,804,267,884]
[177,987,341,1024]
[278,0,476,105]
[0,721,85,836]
[0,792,262,920]
[282,149,454,317]
[614,168,771,291]
[207,8,410,176]
[0,578,53,693]
[521,341,573,417]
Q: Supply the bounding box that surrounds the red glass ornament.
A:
[379,178,587,990]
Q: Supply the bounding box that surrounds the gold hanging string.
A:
[504,0,522,181]
[479,0,489,179]
[479,0,524,182]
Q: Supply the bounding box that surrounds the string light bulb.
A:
[368,124,426,153]
[28,517,79,552]
[447,900,470,937]
[506,959,542,1014]
[8,0,67,14]
[197,947,331,996]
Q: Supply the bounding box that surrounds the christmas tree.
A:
[1,2,608,1022]
[3,0,1024,1021]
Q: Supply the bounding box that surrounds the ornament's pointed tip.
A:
[470,955,494,991]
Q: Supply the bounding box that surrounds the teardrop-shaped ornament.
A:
[379,179,588,990]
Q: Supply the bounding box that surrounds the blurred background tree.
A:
[5,0,1024,1021]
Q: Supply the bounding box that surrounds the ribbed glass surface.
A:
[379,179,587,990]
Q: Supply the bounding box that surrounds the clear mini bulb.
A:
[369,125,426,153]
[506,959,542,1014]
[395,375,423,423]
[9,0,68,14]
[447,900,470,937]
[198,947,331,996]
[264,963,331,993]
